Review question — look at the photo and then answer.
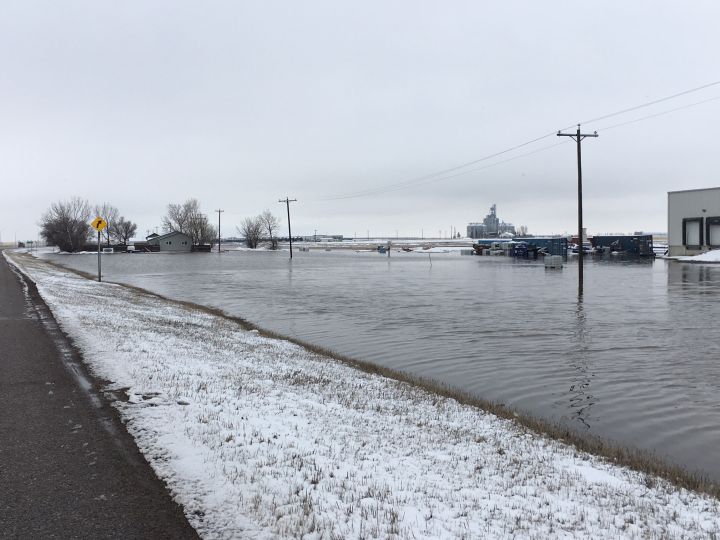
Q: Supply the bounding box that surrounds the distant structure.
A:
[302,235,344,242]
[467,204,516,239]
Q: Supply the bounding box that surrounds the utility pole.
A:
[557,124,598,294]
[215,209,224,253]
[279,197,297,258]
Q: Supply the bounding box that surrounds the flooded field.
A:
[43,249,720,480]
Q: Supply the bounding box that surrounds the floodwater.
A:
[44,249,720,480]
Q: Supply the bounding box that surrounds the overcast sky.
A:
[2,1,719,242]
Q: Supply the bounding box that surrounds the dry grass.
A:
[25,252,720,500]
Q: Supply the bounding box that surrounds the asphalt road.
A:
[0,253,200,539]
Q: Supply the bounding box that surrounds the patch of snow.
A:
[557,458,631,490]
[5,251,720,539]
[677,249,720,263]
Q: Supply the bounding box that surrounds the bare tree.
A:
[162,200,194,234]
[259,209,281,249]
[163,198,216,245]
[187,212,217,246]
[111,217,137,244]
[238,216,263,248]
[39,197,92,252]
[93,203,119,245]
[516,225,529,237]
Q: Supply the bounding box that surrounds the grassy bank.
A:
[29,252,720,499]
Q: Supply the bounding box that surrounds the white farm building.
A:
[668,187,720,256]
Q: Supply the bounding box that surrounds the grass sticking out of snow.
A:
[7,251,720,539]
[35,254,720,501]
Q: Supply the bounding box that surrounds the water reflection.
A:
[564,294,596,430]
[673,263,720,293]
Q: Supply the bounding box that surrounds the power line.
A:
[324,91,720,201]
[581,80,720,126]
[321,79,720,201]
[320,130,560,201]
[325,92,720,199]
[595,95,720,132]
[328,141,571,201]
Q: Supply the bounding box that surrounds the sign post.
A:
[91,217,108,282]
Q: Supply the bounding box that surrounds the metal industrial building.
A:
[668,187,720,256]
[467,204,516,239]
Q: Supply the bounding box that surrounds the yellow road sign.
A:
[91,217,108,231]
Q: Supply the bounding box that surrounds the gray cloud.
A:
[2,1,719,242]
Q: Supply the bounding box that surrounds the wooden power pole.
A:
[279,197,297,258]
[557,124,598,294]
[215,209,224,253]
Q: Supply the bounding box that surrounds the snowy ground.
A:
[676,248,720,263]
[5,251,720,539]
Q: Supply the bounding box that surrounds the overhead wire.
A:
[320,130,560,201]
[328,140,573,201]
[581,80,720,126]
[321,79,720,201]
[593,94,720,132]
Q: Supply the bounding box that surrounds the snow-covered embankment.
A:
[5,252,719,538]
